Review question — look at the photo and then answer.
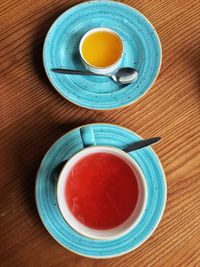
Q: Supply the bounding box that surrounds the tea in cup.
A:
[79,28,123,75]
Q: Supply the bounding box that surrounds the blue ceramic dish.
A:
[35,123,167,258]
[43,1,162,110]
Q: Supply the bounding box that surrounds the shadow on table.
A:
[192,51,200,92]
[6,107,91,259]
[184,48,200,96]
[17,118,86,218]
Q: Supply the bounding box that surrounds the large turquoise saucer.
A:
[35,124,167,258]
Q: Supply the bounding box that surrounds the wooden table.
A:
[1,0,200,266]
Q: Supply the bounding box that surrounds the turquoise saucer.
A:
[35,124,167,258]
[43,1,162,110]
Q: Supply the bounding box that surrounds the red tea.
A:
[65,152,138,230]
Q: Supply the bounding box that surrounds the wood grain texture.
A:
[1,0,200,266]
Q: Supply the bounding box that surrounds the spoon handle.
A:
[53,137,161,181]
[123,137,161,153]
[51,68,105,76]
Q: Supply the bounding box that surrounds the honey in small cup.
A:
[79,28,123,74]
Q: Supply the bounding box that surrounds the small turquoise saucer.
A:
[35,124,167,258]
[43,1,162,110]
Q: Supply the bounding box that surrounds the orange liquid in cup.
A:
[81,31,123,68]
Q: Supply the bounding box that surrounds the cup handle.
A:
[80,126,96,148]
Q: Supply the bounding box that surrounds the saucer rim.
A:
[35,123,167,259]
[42,1,162,110]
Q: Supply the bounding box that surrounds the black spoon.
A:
[52,137,161,181]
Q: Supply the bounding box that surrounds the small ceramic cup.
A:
[56,126,147,240]
[79,28,123,75]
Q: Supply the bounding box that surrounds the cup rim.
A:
[57,145,147,240]
[79,27,123,70]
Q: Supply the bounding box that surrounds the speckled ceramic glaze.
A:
[43,1,162,110]
[35,124,167,258]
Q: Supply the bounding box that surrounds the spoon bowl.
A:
[112,67,138,84]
